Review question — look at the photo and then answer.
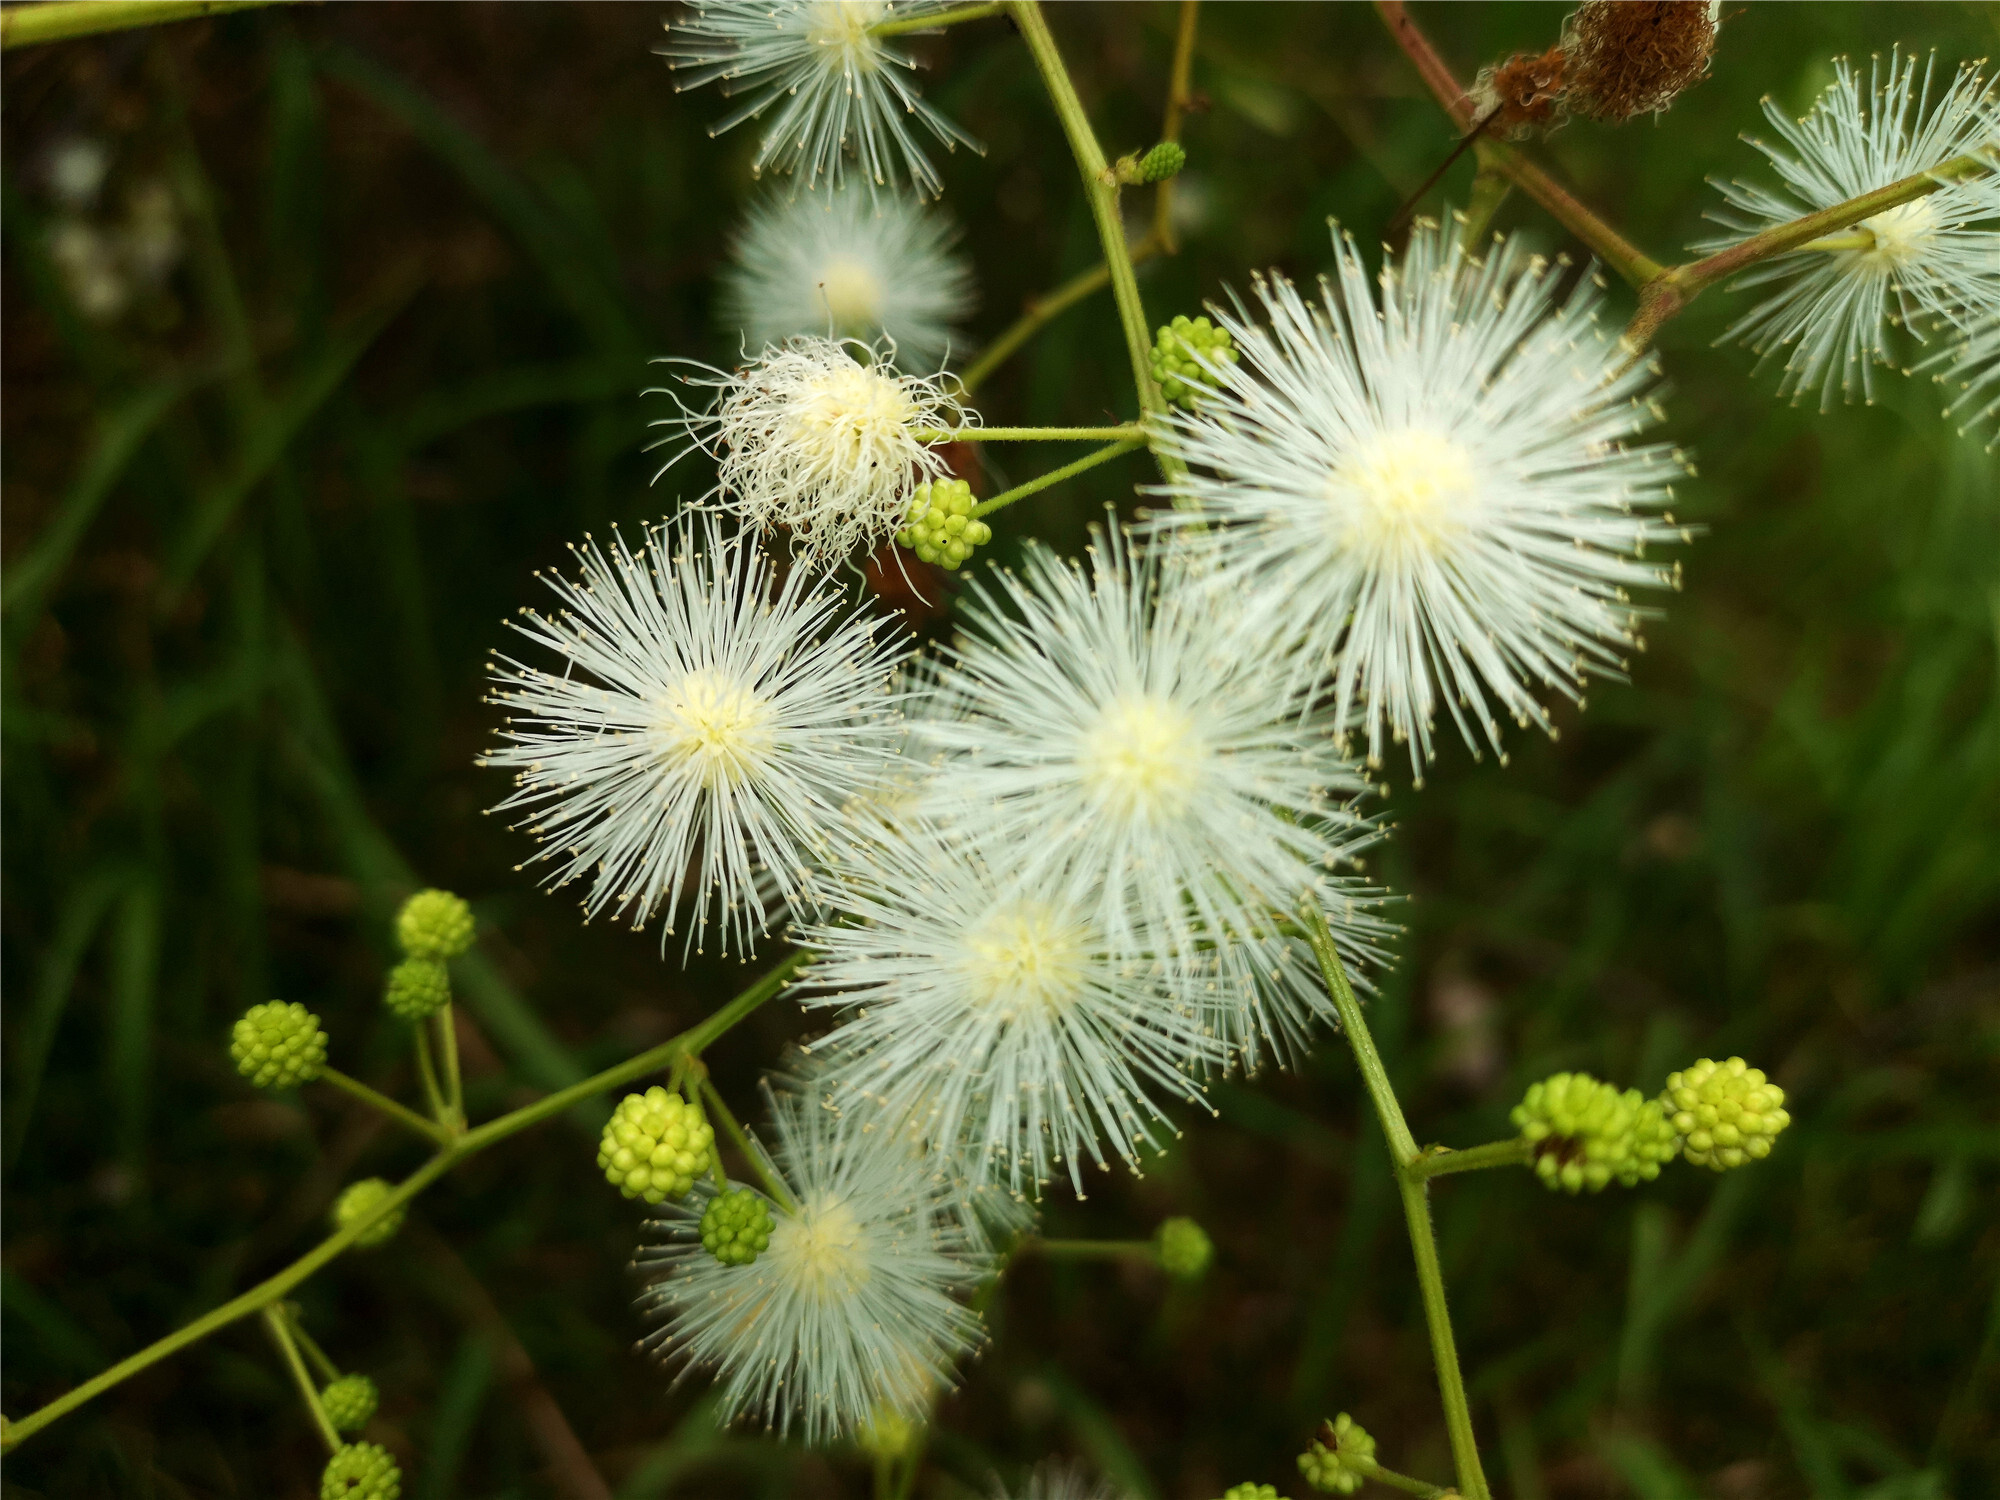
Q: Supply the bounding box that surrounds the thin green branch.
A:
[954,241,1163,395]
[1153,1,1201,250]
[697,1076,797,1213]
[436,1003,466,1130]
[412,1025,448,1123]
[1408,1137,1534,1182]
[1351,1456,1457,1500]
[319,1066,454,1148]
[1027,1238,1154,1260]
[870,1,1003,38]
[288,1314,343,1385]
[914,424,1145,443]
[0,0,288,50]
[969,438,1145,519]
[262,1306,341,1455]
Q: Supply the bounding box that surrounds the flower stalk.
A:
[261,1305,342,1455]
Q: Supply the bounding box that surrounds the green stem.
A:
[1153,0,1201,250]
[1353,1456,1456,1500]
[1408,1138,1533,1182]
[969,438,1144,520]
[319,1066,454,1148]
[1458,166,1514,255]
[1028,1238,1154,1259]
[0,0,288,50]
[870,1,1003,38]
[1301,903,1490,1500]
[436,1003,466,1130]
[913,424,1144,442]
[289,1315,343,1385]
[954,238,1165,396]
[698,1076,797,1213]
[262,1306,342,1455]
[411,1025,448,1123]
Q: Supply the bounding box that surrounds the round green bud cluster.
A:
[332,1178,405,1249]
[382,958,450,1022]
[896,479,992,571]
[231,1001,328,1090]
[1297,1413,1375,1495]
[1138,141,1187,182]
[701,1187,775,1265]
[857,1404,918,1460]
[395,889,474,962]
[1513,1072,1676,1193]
[1661,1056,1790,1171]
[598,1087,716,1205]
[1150,314,1239,408]
[1220,1485,1288,1500]
[1154,1216,1214,1280]
[321,1441,401,1500]
[320,1373,379,1434]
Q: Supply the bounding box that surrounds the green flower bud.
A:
[395,889,474,961]
[1220,1485,1289,1500]
[1512,1072,1674,1193]
[700,1186,775,1265]
[332,1178,405,1249]
[231,1001,328,1090]
[597,1087,716,1205]
[320,1373,379,1434]
[1661,1056,1790,1171]
[321,1441,402,1500]
[857,1403,918,1460]
[382,958,450,1022]
[1297,1413,1375,1495]
[1139,141,1188,182]
[1150,314,1239,409]
[897,479,990,570]
[1154,1216,1214,1280]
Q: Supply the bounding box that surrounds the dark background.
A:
[3,4,1996,1498]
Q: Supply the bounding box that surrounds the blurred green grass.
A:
[2,4,1995,1498]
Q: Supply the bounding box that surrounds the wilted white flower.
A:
[796,819,1226,1194]
[661,0,982,198]
[722,184,975,371]
[909,526,1386,1065]
[1698,51,2000,409]
[1144,219,1684,775]
[636,1076,986,1443]
[1920,309,2000,447]
[652,336,968,569]
[483,515,907,955]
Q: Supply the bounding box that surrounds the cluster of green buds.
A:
[1113,140,1188,184]
[1296,1413,1377,1495]
[700,1187,775,1265]
[1150,314,1238,408]
[1219,1486,1288,1500]
[896,479,991,571]
[1662,1056,1790,1170]
[320,1373,379,1434]
[321,1441,401,1500]
[231,1001,328,1090]
[1153,1216,1214,1280]
[331,1178,405,1249]
[384,888,474,1021]
[598,1086,716,1205]
[1512,1072,1678,1193]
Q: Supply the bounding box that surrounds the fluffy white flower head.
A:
[723,184,975,370]
[636,1078,986,1444]
[661,1,983,198]
[1144,219,1684,775]
[653,336,968,569]
[1698,51,2000,409]
[482,515,907,955]
[1920,310,2000,448]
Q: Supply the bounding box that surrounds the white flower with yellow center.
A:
[483,516,907,955]
[909,527,1387,1066]
[1143,219,1684,775]
[1698,51,2000,409]
[723,184,975,370]
[795,821,1225,1194]
[653,335,968,569]
[636,1077,986,1444]
[661,0,983,198]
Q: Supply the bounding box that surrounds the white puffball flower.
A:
[909,524,1387,1068]
[996,1465,1137,1500]
[660,0,983,199]
[795,819,1228,1195]
[636,1077,987,1445]
[1919,309,2000,448]
[651,335,970,570]
[722,183,975,372]
[1697,51,2000,410]
[1142,218,1685,776]
[482,515,908,956]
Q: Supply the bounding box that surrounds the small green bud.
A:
[395,889,474,961]
[1513,1073,1673,1193]
[1150,315,1238,409]
[1138,141,1187,182]
[857,1403,918,1460]
[700,1187,774,1265]
[321,1441,402,1500]
[1297,1413,1375,1495]
[1220,1485,1289,1500]
[897,479,989,569]
[320,1373,379,1434]
[382,958,450,1022]
[231,1001,328,1090]
[1661,1057,1790,1171]
[332,1179,405,1249]
[1154,1216,1214,1280]
[598,1087,716,1205]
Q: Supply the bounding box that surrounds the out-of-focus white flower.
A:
[1144,219,1684,775]
[482,515,907,956]
[722,184,975,371]
[994,1463,1135,1500]
[636,1075,986,1444]
[652,336,968,569]
[1919,310,2000,448]
[660,1,982,198]
[1698,51,2000,409]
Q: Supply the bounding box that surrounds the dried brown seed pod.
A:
[1561,0,1721,123]
[1469,45,1570,139]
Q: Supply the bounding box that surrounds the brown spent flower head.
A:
[1561,0,1720,124]
[1469,45,1569,139]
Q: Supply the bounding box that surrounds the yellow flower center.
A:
[959,902,1090,1018]
[806,0,885,70]
[768,1194,871,1304]
[1856,198,1938,266]
[1328,425,1476,563]
[819,253,885,332]
[1080,692,1201,825]
[785,362,917,475]
[652,668,775,789]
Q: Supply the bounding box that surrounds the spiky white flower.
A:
[795,819,1226,1194]
[652,336,968,569]
[723,184,975,371]
[636,1076,986,1443]
[661,0,983,199]
[1919,309,2000,447]
[995,1463,1135,1500]
[1142,219,1684,775]
[482,515,907,955]
[908,526,1387,1066]
[1697,51,2000,409]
